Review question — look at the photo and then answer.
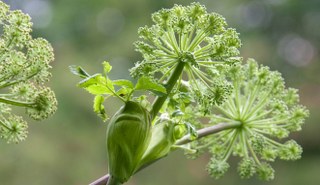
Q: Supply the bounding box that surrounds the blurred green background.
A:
[1,0,319,184]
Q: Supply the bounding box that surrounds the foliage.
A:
[71,2,309,185]
[0,1,57,143]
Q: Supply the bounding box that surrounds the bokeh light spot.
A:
[96,8,125,37]
[239,1,272,29]
[277,34,315,67]
[22,0,52,29]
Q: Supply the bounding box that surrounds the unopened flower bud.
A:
[139,120,187,168]
[106,101,151,183]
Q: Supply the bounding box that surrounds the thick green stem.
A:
[151,60,185,118]
[106,175,121,185]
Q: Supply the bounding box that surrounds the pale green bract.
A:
[106,101,152,184]
[0,1,57,144]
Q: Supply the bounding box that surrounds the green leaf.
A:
[69,65,90,78]
[102,61,112,74]
[78,74,105,88]
[173,123,188,140]
[116,88,130,96]
[93,95,108,121]
[135,77,166,96]
[85,84,112,95]
[113,79,134,89]
[78,74,115,95]
[172,110,184,117]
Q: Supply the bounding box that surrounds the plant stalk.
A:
[106,175,121,185]
[150,61,185,118]
[90,61,185,185]
[89,59,241,185]
[175,122,241,145]
[89,174,109,185]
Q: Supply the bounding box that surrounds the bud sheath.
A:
[106,101,151,184]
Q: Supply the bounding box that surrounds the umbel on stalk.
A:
[71,3,309,185]
[0,1,57,144]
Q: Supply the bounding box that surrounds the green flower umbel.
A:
[188,59,309,180]
[0,1,57,143]
[131,3,241,90]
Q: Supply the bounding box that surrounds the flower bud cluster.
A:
[70,3,309,184]
[131,2,241,99]
[201,59,309,180]
[26,87,57,120]
[0,115,28,143]
[0,1,57,143]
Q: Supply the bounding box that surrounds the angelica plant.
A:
[71,3,308,185]
[0,1,57,144]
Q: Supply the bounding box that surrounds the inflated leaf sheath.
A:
[106,101,151,183]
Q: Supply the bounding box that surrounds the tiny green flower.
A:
[278,140,302,160]
[238,158,256,179]
[0,115,28,144]
[256,162,275,181]
[206,158,230,179]
[26,87,58,120]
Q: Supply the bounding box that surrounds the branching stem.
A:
[175,122,241,145]
[90,122,241,185]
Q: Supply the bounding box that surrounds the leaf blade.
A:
[113,79,134,89]
[78,74,115,95]
[102,61,112,74]
[135,77,166,96]
[93,95,108,121]
[69,65,90,78]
